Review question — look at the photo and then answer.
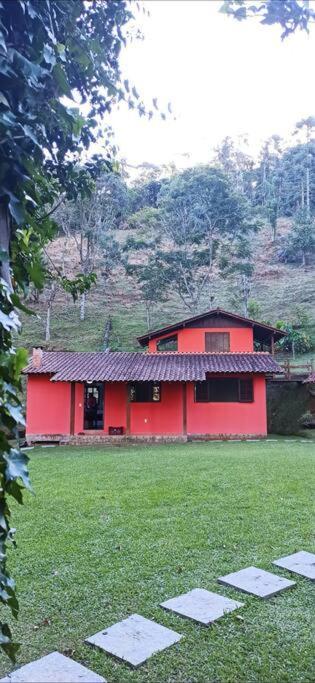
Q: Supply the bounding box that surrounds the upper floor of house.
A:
[137,308,285,355]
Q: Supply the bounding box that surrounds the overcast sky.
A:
[107,0,315,171]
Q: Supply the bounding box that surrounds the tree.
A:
[0,0,146,659]
[275,320,312,356]
[279,208,315,266]
[156,166,257,310]
[221,1,315,39]
[57,173,125,321]
[255,136,283,241]
[213,136,254,200]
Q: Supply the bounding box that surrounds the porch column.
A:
[271,333,275,356]
[126,384,131,435]
[70,382,75,435]
[182,382,187,435]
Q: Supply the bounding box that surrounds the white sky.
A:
[107,0,315,171]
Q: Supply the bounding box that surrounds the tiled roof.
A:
[304,372,315,383]
[24,351,282,382]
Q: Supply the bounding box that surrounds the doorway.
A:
[84,383,104,430]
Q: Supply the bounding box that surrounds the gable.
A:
[185,314,251,329]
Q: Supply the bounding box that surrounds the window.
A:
[195,378,253,403]
[157,335,178,351]
[129,381,161,402]
[205,332,230,352]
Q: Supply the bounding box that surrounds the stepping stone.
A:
[160,588,244,625]
[0,652,106,682]
[273,550,315,581]
[218,566,295,599]
[85,613,182,668]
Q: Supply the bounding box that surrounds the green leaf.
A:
[5,403,25,425]
[53,63,71,96]
[4,449,31,491]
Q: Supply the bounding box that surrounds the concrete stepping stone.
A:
[0,652,106,682]
[218,566,295,599]
[273,550,315,581]
[160,588,244,625]
[85,613,182,668]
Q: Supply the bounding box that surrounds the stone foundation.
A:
[26,433,266,446]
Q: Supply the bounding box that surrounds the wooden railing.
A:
[277,360,314,380]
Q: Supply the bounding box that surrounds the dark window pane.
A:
[129,381,161,402]
[209,378,238,401]
[195,378,253,402]
[195,381,209,402]
[239,379,253,402]
[157,335,178,351]
[205,332,230,352]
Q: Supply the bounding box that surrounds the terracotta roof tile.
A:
[24,351,282,382]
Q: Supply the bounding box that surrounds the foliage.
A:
[0,0,145,659]
[155,166,257,309]
[278,208,315,265]
[267,382,309,434]
[275,319,313,353]
[221,0,315,39]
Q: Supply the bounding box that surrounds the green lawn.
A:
[1,442,314,682]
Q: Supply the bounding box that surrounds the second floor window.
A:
[157,335,178,351]
[129,381,161,402]
[205,332,230,352]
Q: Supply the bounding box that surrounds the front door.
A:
[84,383,104,430]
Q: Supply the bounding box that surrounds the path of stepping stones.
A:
[1,549,314,681]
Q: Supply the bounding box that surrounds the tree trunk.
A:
[145,302,151,331]
[306,166,310,217]
[45,282,56,343]
[80,292,86,321]
[45,303,51,342]
[103,316,112,351]
[0,202,12,290]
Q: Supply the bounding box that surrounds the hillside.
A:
[17,218,315,360]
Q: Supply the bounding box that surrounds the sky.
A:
[107,0,315,172]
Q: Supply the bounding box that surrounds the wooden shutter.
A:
[239,379,254,402]
[195,381,209,402]
[205,332,230,352]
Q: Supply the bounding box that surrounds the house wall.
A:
[26,375,71,436]
[186,375,266,436]
[26,375,267,440]
[148,327,254,353]
[129,382,183,435]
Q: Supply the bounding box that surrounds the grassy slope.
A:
[18,219,315,361]
[1,441,314,683]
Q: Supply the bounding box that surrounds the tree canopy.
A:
[0,0,145,660]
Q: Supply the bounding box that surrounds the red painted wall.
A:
[130,382,183,435]
[27,375,267,438]
[105,383,127,432]
[186,375,266,436]
[148,327,253,353]
[26,375,71,435]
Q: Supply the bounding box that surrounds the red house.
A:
[24,308,285,444]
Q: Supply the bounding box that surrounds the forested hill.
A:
[18,218,314,356]
[17,129,315,358]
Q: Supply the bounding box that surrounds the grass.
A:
[1,441,314,682]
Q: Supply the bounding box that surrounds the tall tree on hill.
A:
[156,166,257,310]
[213,136,254,200]
[294,117,315,216]
[57,173,127,321]
[0,0,149,659]
[254,135,283,241]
